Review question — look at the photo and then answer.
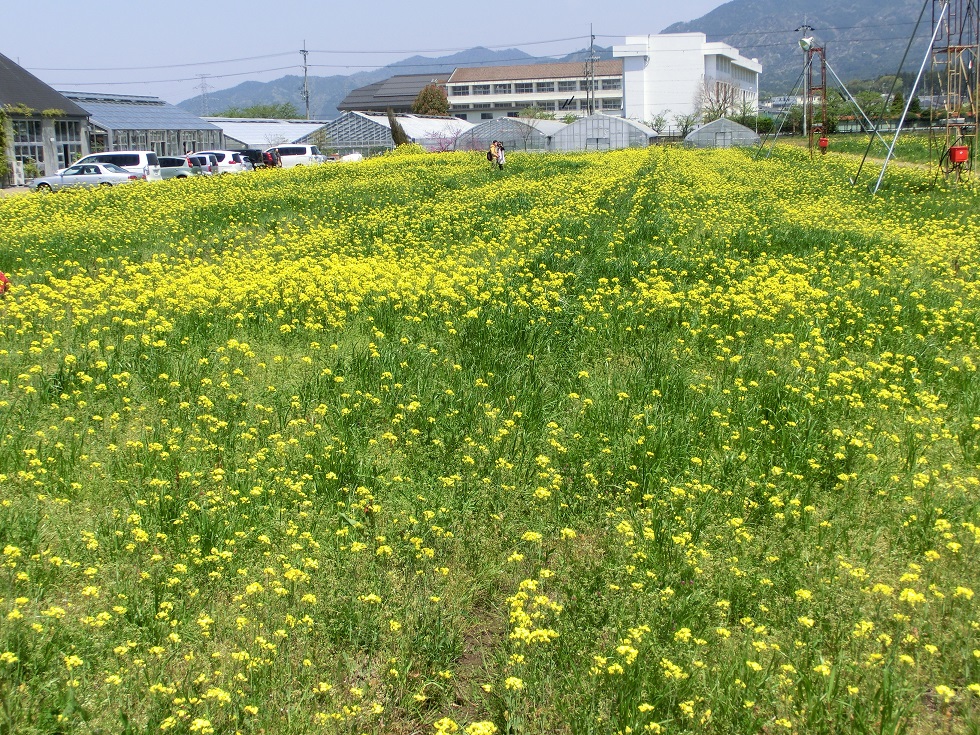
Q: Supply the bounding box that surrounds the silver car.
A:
[31,162,140,191]
[158,155,203,179]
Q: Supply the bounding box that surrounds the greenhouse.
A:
[322,111,473,155]
[684,117,761,148]
[455,117,568,153]
[63,92,222,156]
[551,114,657,152]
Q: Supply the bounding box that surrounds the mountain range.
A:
[177,0,932,118]
[177,46,613,120]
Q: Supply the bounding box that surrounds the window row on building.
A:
[450,78,621,96]
[453,98,622,112]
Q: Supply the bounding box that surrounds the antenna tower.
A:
[798,27,830,156]
[758,30,886,160]
[931,0,980,179]
[196,74,213,116]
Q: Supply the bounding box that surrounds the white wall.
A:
[615,33,761,124]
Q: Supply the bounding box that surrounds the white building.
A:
[446,60,624,121]
[614,33,761,123]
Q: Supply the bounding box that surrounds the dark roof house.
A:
[0,51,90,183]
[338,73,450,114]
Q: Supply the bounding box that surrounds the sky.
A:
[3,0,727,104]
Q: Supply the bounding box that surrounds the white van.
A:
[265,144,327,169]
[69,151,162,181]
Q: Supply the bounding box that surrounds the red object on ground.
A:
[0,271,9,295]
[950,145,969,163]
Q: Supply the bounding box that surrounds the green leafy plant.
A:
[412,84,449,116]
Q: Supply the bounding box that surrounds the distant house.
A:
[684,118,760,148]
[204,117,333,149]
[0,51,91,184]
[323,111,473,155]
[62,92,223,156]
[337,74,450,114]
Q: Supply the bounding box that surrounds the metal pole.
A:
[302,41,310,120]
[826,60,891,145]
[873,2,948,194]
[854,0,932,186]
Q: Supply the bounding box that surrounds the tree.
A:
[697,77,743,122]
[645,109,671,133]
[518,106,556,121]
[756,116,775,135]
[854,91,885,122]
[216,102,300,118]
[890,91,906,116]
[386,108,411,147]
[412,84,449,116]
[673,112,700,138]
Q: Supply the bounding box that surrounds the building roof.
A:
[325,111,474,151]
[62,92,220,132]
[556,113,657,137]
[347,111,473,139]
[448,59,622,83]
[456,117,569,152]
[684,117,761,147]
[0,52,88,116]
[204,117,332,147]
[339,73,449,112]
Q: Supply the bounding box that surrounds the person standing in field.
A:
[495,141,506,170]
[488,140,498,168]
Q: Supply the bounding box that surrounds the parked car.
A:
[188,154,219,175]
[193,150,245,174]
[262,149,281,168]
[264,144,327,168]
[158,155,202,179]
[240,156,254,172]
[67,150,162,181]
[31,162,140,191]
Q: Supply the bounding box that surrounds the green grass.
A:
[0,147,978,734]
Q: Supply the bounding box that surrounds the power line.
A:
[29,36,591,74]
[29,52,297,72]
[306,35,590,54]
[308,52,598,71]
[44,33,932,89]
[50,65,301,87]
[595,21,925,40]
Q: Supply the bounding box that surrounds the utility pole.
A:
[301,41,311,120]
[585,24,597,115]
[196,74,212,116]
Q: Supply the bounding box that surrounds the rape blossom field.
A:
[0,146,978,735]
